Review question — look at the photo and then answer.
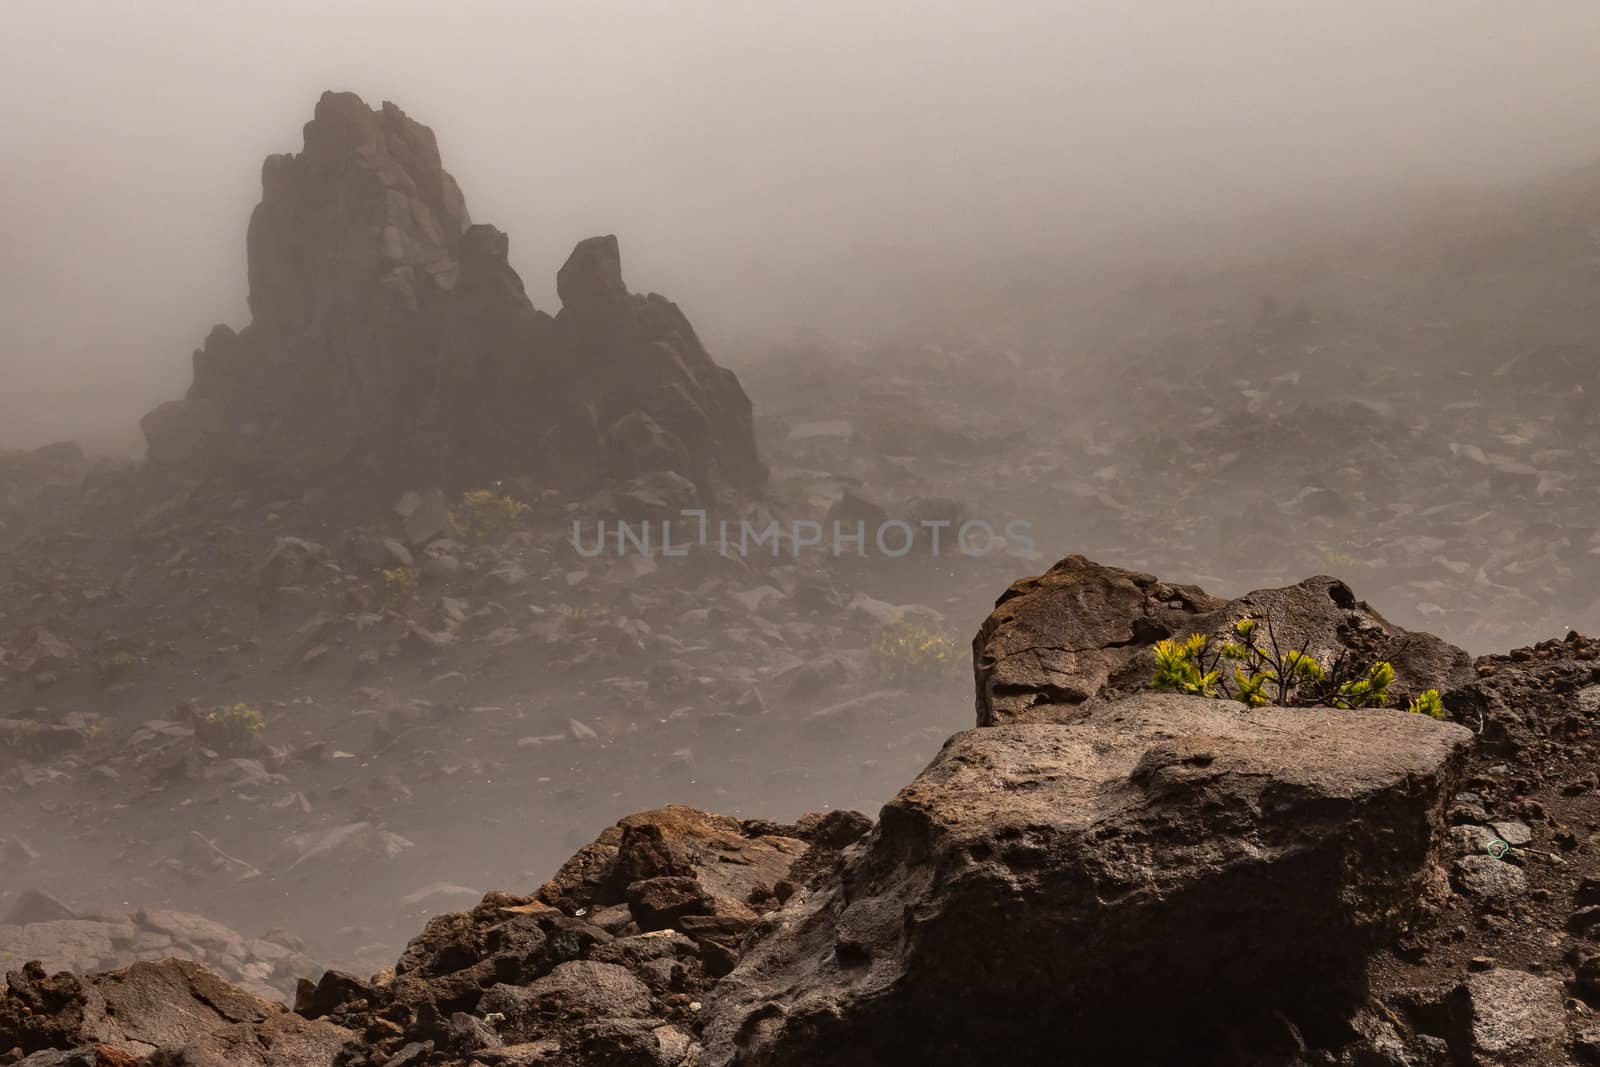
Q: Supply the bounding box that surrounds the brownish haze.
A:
[5,1,1600,447]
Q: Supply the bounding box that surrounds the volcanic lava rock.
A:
[0,959,305,1061]
[143,90,764,501]
[700,691,1472,1065]
[974,554,1474,726]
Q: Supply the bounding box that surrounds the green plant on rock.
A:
[450,489,529,540]
[870,619,963,689]
[1151,632,1221,697]
[381,566,419,614]
[1406,688,1446,719]
[1151,614,1430,714]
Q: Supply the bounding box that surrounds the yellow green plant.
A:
[1152,615,1400,711]
[557,601,609,623]
[99,650,141,678]
[381,566,419,613]
[1152,633,1220,697]
[870,620,963,688]
[450,489,529,540]
[3,720,50,759]
[203,703,265,750]
[1407,688,1446,719]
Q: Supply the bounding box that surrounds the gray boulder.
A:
[701,692,1472,1065]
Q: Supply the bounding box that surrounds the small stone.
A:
[1491,820,1534,847]
[1465,969,1567,1064]
[1450,824,1500,856]
[1453,855,1527,901]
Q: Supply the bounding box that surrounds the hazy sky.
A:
[5,1,1600,446]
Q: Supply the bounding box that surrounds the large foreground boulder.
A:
[700,692,1473,1065]
[144,91,764,501]
[974,555,1474,726]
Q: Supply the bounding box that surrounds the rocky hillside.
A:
[5,556,1598,1066]
[140,91,764,503]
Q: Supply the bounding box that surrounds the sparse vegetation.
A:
[557,601,609,625]
[1151,615,1442,716]
[98,650,141,680]
[201,703,266,751]
[1406,687,1446,719]
[3,719,47,755]
[450,488,529,540]
[381,566,419,613]
[870,619,963,689]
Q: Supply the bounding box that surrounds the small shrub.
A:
[381,566,419,614]
[3,720,47,756]
[450,489,529,540]
[202,703,265,751]
[1407,688,1446,719]
[870,620,963,689]
[557,601,609,626]
[98,650,141,680]
[1152,615,1405,711]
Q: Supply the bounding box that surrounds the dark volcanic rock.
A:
[974,554,1474,726]
[0,958,300,1061]
[972,554,1224,723]
[701,692,1472,1066]
[144,91,764,501]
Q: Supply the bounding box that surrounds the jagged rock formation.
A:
[140,91,764,502]
[973,554,1475,726]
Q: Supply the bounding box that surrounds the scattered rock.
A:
[1453,855,1528,902]
[1462,968,1567,1065]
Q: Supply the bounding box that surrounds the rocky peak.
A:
[556,234,630,317]
[144,91,764,501]
[249,91,470,330]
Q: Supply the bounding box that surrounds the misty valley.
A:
[4,10,1600,1065]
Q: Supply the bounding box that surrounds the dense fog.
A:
[6,1,1600,446]
[4,3,1600,1039]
